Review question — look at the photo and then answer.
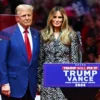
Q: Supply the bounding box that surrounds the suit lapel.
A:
[29,28,36,65]
[14,26,29,64]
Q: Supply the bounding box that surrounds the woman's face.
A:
[52,11,63,28]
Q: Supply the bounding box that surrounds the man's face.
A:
[16,9,33,28]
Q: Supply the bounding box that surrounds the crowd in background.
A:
[0,0,100,62]
[33,0,100,63]
[0,0,100,100]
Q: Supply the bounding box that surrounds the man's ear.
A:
[15,16,19,22]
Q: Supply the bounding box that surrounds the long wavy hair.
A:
[41,6,74,45]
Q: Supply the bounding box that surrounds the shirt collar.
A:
[17,23,31,34]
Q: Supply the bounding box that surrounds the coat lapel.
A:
[29,28,36,65]
[14,26,28,64]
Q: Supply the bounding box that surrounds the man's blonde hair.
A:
[15,4,34,15]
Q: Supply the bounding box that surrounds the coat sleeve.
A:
[0,38,9,86]
[69,32,82,63]
[37,34,45,85]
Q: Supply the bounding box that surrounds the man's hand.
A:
[1,83,11,97]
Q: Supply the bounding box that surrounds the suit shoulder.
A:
[30,28,40,38]
[31,28,40,33]
[3,24,17,33]
[0,25,17,40]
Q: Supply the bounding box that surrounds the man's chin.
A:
[24,25,30,28]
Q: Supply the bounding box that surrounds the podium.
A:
[43,63,100,100]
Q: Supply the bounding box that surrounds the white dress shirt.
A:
[17,23,33,52]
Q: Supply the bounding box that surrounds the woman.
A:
[38,6,81,100]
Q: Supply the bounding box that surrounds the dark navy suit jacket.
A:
[0,25,40,98]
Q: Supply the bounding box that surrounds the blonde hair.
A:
[41,6,74,45]
[15,4,34,15]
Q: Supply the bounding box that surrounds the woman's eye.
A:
[58,16,63,18]
[53,16,57,18]
[53,16,63,19]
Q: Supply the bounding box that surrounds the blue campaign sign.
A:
[43,63,100,87]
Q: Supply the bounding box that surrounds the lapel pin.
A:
[0,38,2,41]
[34,36,36,38]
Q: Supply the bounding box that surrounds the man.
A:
[0,4,40,100]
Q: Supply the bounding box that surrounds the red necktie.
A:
[24,29,32,63]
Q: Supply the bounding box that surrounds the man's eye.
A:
[21,15,26,17]
[28,14,31,16]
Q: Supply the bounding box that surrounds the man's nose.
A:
[25,15,29,19]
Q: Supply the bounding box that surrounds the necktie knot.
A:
[24,29,29,34]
